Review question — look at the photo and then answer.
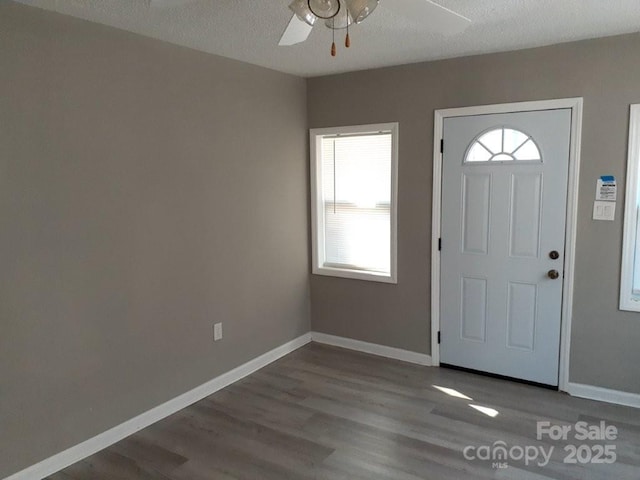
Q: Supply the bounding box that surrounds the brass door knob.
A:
[548,269,560,280]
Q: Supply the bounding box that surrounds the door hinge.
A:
[440,139,444,154]
[437,331,441,344]
[438,238,442,251]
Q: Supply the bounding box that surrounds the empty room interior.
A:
[2,1,640,479]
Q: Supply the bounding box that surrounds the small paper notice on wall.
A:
[596,175,617,201]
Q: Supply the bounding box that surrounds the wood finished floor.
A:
[47,343,640,480]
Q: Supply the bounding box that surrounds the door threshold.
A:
[440,363,559,391]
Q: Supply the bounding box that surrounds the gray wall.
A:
[0,2,309,477]
[308,34,640,395]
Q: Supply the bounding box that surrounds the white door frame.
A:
[430,98,583,392]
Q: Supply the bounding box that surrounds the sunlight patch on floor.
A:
[433,385,473,400]
[469,404,499,418]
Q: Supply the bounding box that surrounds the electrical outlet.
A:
[213,322,223,341]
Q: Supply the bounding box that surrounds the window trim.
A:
[310,122,398,284]
[620,105,640,311]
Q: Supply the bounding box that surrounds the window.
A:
[620,105,640,311]
[310,123,398,283]
[466,127,542,163]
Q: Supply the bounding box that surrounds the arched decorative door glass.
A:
[465,127,542,163]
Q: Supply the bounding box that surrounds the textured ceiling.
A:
[13,0,640,77]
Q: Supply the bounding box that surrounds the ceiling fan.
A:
[280,0,471,56]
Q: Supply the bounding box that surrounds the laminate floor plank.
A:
[108,436,189,474]
[301,412,498,479]
[61,450,174,480]
[45,343,640,480]
[45,472,76,480]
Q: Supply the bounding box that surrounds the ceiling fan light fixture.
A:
[325,4,353,29]
[289,0,317,26]
[345,0,379,23]
[307,0,340,20]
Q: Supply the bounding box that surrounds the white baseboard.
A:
[5,333,312,480]
[565,382,640,409]
[311,332,432,366]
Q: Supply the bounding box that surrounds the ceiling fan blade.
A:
[393,0,471,34]
[279,14,314,46]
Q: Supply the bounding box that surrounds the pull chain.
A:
[345,10,351,48]
[331,17,336,57]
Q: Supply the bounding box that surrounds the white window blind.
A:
[311,123,397,283]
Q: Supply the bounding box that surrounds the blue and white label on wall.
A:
[593,175,616,221]
[596,175,617,201]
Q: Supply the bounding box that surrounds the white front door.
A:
[440,109,572,386]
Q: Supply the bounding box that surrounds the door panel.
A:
[461,277,488,342]
[506,281,537,351]
[509,173,542,258]
[462,173,491,255]
[440,109,572,386]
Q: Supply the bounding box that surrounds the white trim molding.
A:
[431,97,584,394]
[311,332,432,366]
[619,104,640,311]
[566,383,640,409]
[5,333,312,480]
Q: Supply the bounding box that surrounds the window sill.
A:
[312,266,397,284]
[619,296,640,312]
